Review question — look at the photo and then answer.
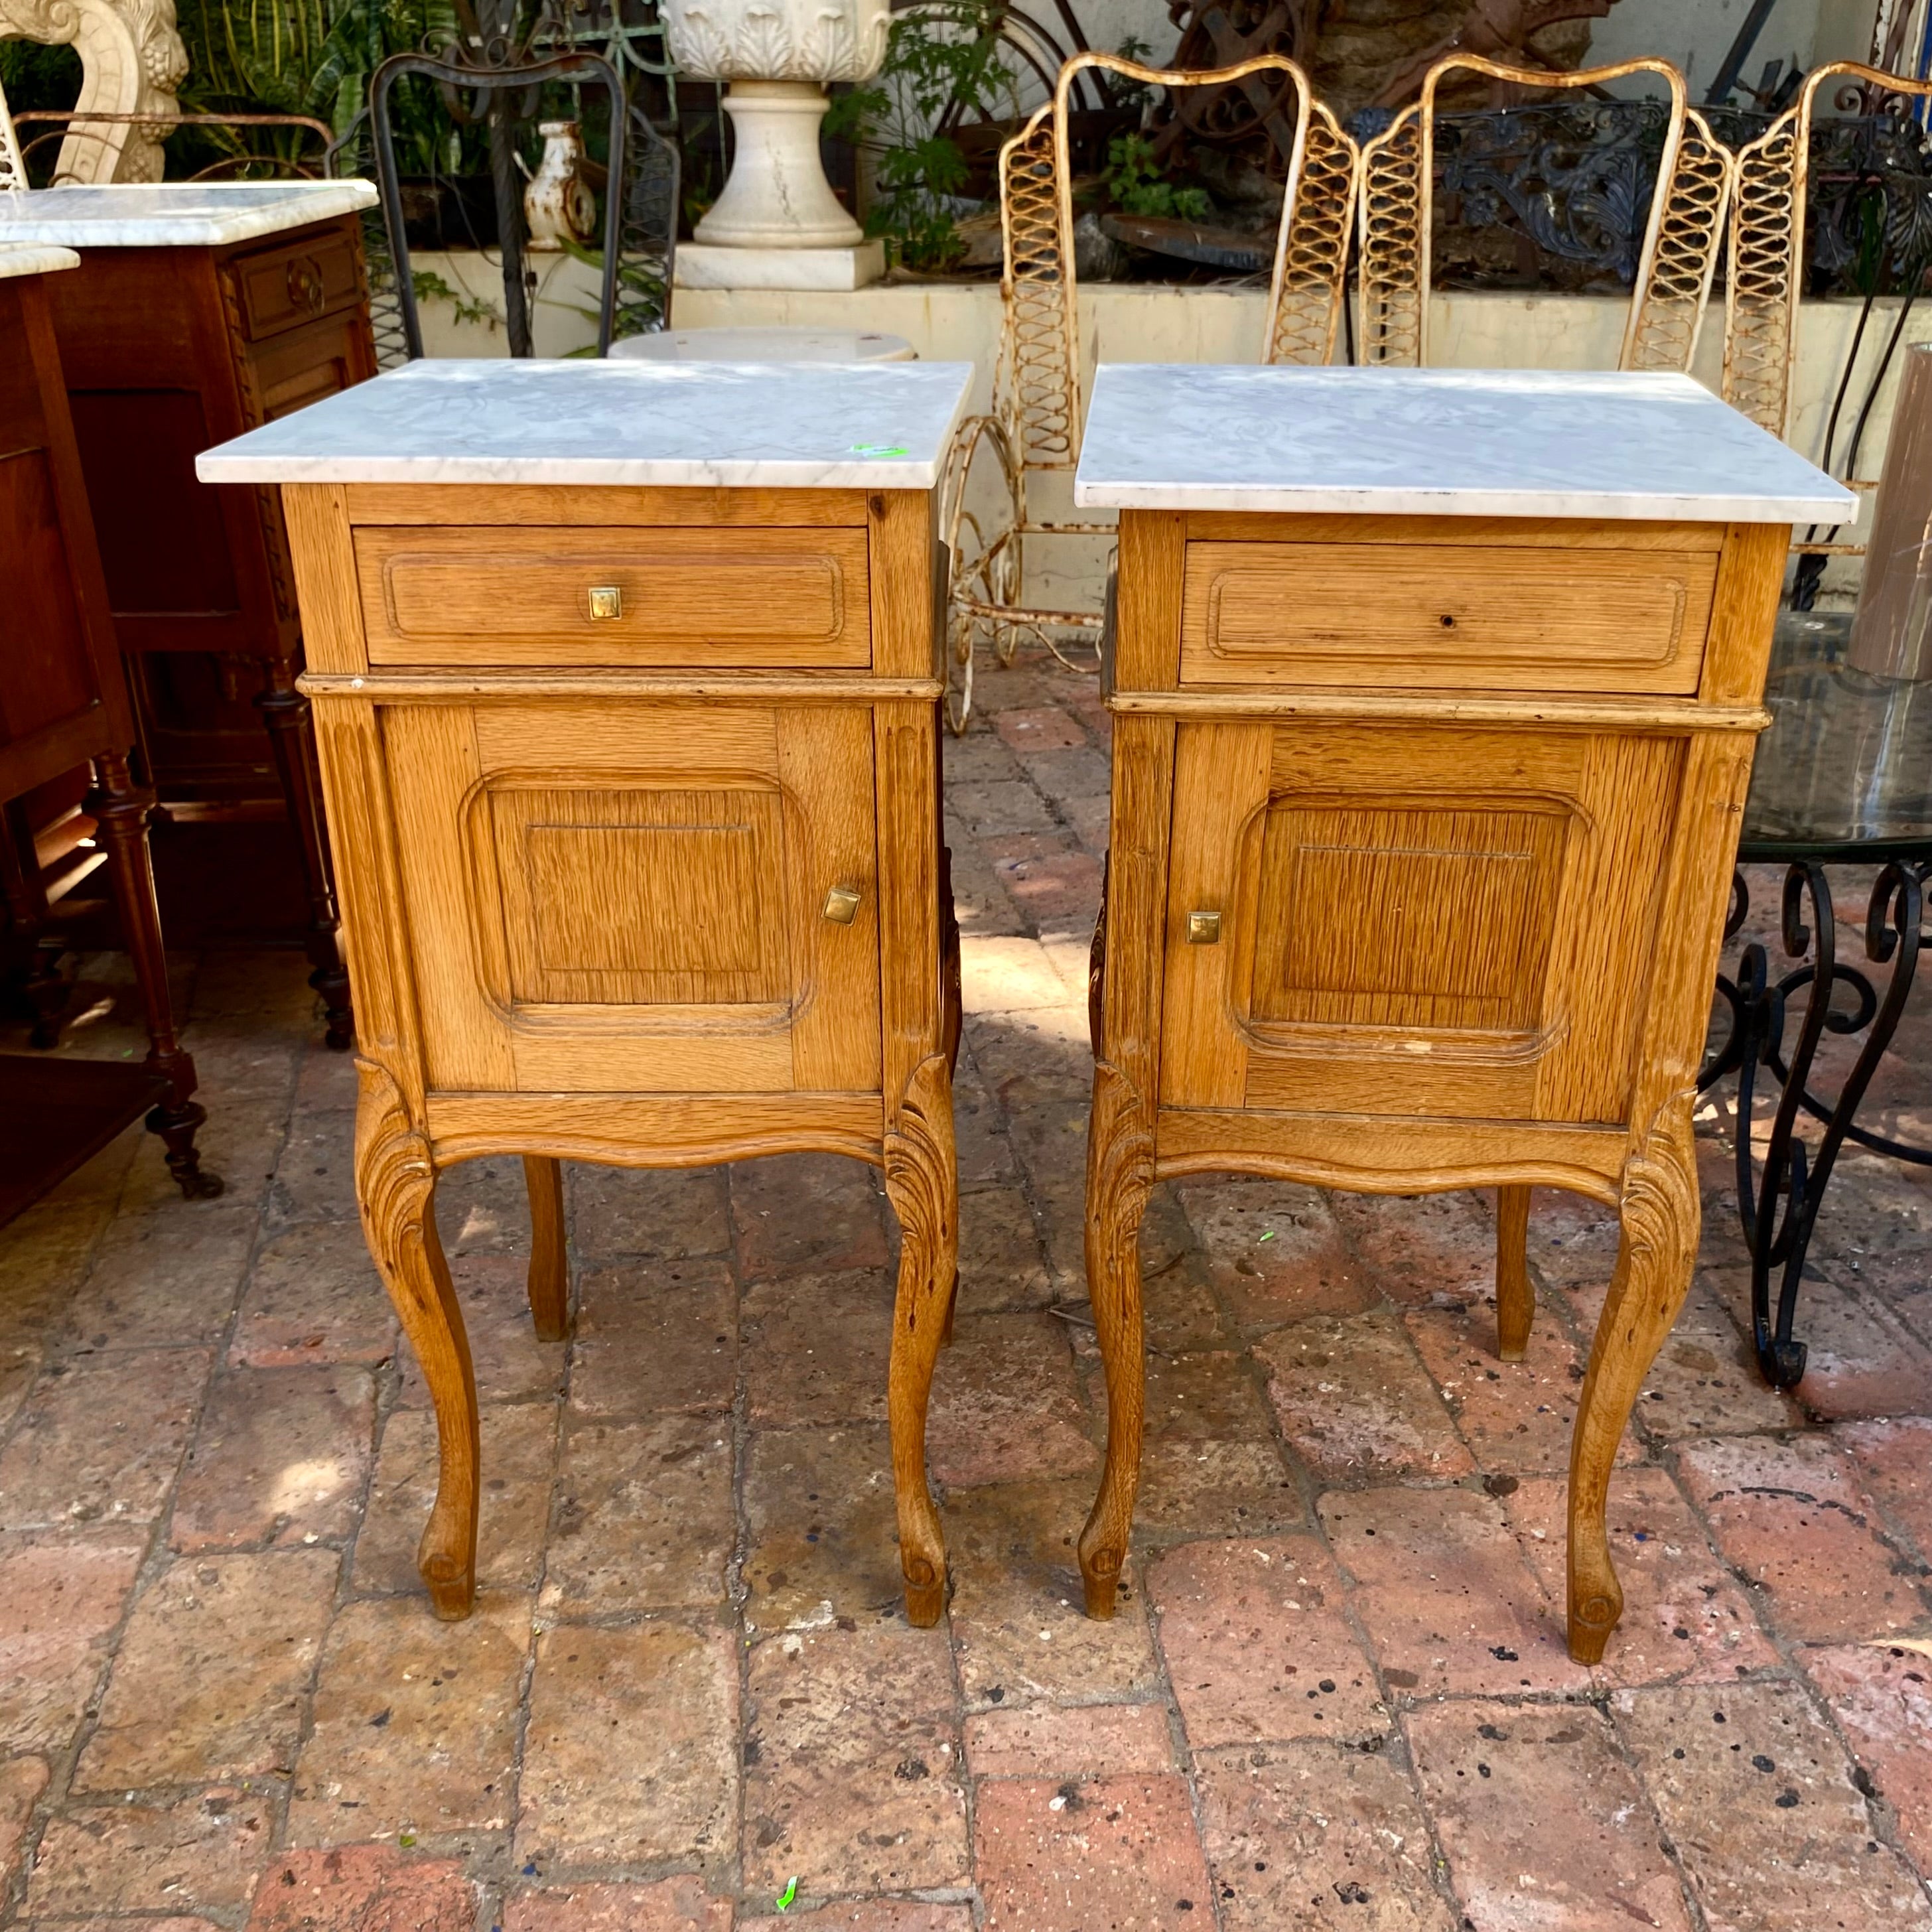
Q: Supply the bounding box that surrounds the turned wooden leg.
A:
[523,1154,570,1342]
[884,1053,959,1627]
[1078,1060,1154,1620]
[88,753,222,1200]
[255,665,354,1052]
[1568,1096,1698,1663]
[356,1061,478,1619]
[1495,1185,1533,1362]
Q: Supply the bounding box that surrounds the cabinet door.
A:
[385,701,881,1094]
[1158,720,1683,1125]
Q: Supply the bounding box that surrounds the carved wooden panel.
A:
[1160,720,1682,1124]
[384,699,880,1094]
[1180,540,1717,693]
[356,525,874,667]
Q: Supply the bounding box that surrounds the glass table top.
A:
[1740,610,1932,861]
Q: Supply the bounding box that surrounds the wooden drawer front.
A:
[386,700,881,1094]
[1180,540,1718,694]
[358,525,872,667]
[1158,719,1683,1124]
[229,229,362,342]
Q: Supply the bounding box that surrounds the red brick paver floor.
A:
[2,640,1931,1929]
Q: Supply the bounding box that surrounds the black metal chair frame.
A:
[370,45,628,359]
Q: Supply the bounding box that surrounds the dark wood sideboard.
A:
[39,207,379,1048]
[0,247,216,1220]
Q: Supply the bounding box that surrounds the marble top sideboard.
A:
[1074,364,1856,525]
[0,243,80,279]
[196,358,978,492]
[0,182,378,248]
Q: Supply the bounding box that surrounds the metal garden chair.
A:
[1723,60,1932,570]
[939,50,1361,732]
[1355,54,1734,374]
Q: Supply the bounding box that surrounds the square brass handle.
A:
[588,585,622,620]
[1186,910,1222,945]
[823,885,862,924]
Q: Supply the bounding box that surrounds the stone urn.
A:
[664,0,892,285]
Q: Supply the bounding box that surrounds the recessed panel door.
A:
[1159,720,1683,1124]
[385,700,881,1094]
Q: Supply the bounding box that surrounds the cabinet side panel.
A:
[867,490,935,679]
[1698,521,1789,705]
[285,484,367,675]
[1113,510,1186,692]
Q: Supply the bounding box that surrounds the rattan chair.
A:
[1723,61,1932,567]
[1356,54,1734,374]
[939,51,1360,732]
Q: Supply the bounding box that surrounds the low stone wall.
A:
[413,251,1925,602]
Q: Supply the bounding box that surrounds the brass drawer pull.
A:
[587,585,622,620]
[1186,910,1221,945]
[823,884,862,924]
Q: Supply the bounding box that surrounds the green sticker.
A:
[776,1876,799,1911]
[851,442,908,458]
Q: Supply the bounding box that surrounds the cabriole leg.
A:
[357,1064,478,1619]
[884,1053,959,1627]
[1495,1185,1533,1362]
[1077,1061,1154,1620]
[1568,1096,1698,1663]
[523,1154,570,1342]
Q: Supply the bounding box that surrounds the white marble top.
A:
[195,358,976,490]
[0,243,80,281]
[1075,364,1856,523]
[0,181,377,247]
[610,326,916,364]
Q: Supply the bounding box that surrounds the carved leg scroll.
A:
[522,1155,570,1342]
[1077,1060,1154,1620]
[1495,1185,1533,1362]
[1568,1095,1698,1663]
[356,1062,478,1620]
[885,1053,959,1627]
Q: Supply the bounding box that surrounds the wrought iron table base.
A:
[1700,860,1931,1387]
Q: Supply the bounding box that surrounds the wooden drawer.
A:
[356,524,873,667]
[1179,535,1719,695]
[227,228,362,342]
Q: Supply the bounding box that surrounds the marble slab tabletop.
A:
[196,357,977,491]
[1075,364,1856,524]
[0,181,377,248]
[0,243,80,280]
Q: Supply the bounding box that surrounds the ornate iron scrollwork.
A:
[1700,862,1932,1388]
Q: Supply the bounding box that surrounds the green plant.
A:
[1103,131,1209,222]
[411,266,503,328]
[825,0,1018,271]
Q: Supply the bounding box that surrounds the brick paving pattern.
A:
[2,642,1931,1929]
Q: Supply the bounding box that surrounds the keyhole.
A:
[1439,613,1456,628]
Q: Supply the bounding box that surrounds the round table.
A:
[609,326,916,363]
[1700,608,1932,1385]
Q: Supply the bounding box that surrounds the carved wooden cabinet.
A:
[198,360,973,1622]
[1074,365,1852,1663]
[0,184,383,1046]
[0,243,212,1215]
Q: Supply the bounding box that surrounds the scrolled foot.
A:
[1759,1336,1807,1389]
[1079,1536,1123,1620]
[1567,1582,1622,1666]
[902,1551,947,1628]
[419,1541,476,1622]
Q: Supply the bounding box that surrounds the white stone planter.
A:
[664,0,892,287]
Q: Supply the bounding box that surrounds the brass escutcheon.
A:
[1186,910,1222,945]
[823,885,862,924]
[587,585,622,620]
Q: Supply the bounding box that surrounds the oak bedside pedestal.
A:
[1073,365,1851,1663]
[0,182,382,1048]
[198,358,973,1623]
